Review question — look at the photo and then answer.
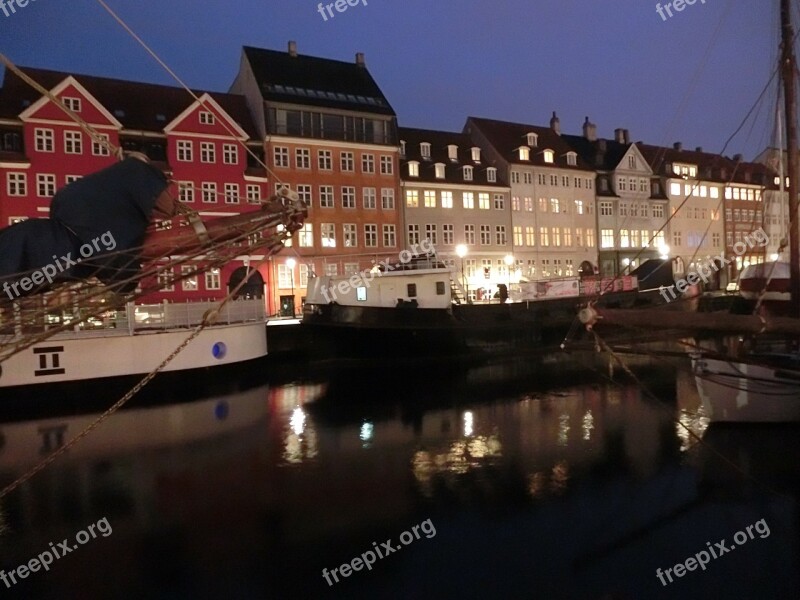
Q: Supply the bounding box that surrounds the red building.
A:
[0,67,269,305]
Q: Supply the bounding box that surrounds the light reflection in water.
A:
[283,406,318,464]
[582,410,594,441]
[463,411,474,437]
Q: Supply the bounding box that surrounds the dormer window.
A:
[487,167,497,183]
[447,145,458,162]
[199,111,215,125]
[471,147,481,162]
[566,152,577,166]
[518,147,530,161]
[420,142,431,159]
[435,163,445,179]
[543,149,554,164]
[400,140,406,156]
[408,161,419,177]
[526,132,538,147]
[463,166,473,181]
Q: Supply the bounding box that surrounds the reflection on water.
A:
[0,362,796,599]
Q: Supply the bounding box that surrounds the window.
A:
[6,173,28,196]
[199,111,215,125]
[205,268,221,290]
[300,264,310,287]
[670,182,682,196]
[673,231,682,247]
[362,154,375,173]
[223,144,237,165]
[321,223,336,247]
[620,229,630,248]
[341,151,354,172]
[618,178,627,192]
[277,264,292,289]
[479,193,490,210]
[495,226,507,246]
[274,146,289,167]
[519,147,530,161]
[202,182,217,203]
[381,188,395,210]
[179,181,194,203]
[600,201,613,216]
[513,226,523,246]
[296,148,311,169]
[420,142,431,158]
[712,232,721,247]
[575,200,584,215]
[344,223,357,247]
[298,223,313,247]
[325,264,339,277]
[64,131,82,154]
[550,198,560,213]
[91,134,111,156]
[434,163,446,179]
[562,176,569,187]
[601,229,615,248]
[425,224,438,244]
[540,227,549,246]
[538,174,546,185]
[494,194,505,210]
[246,184,261,204]
[408,224,421,245]
[511,171,520,184]
[224,183,239,204]
[527,132,538,146]
[619,202,628,217]
[421,190,436,208]
[318,149,332,170]
[406,190,419,208]
[297,184,312,207]
[586,229,595,247]
[35,128,54,152]
[443,224,454,245]
[567,152,577,166]
[525,226,535,246]
[653,204,664,219]
[198,142,215,163]
[158,269,174,291]
[525,197,534,212]
[342,186,356,208]
[380,156,393,175]
[463,192,475,209]
[365,224,378,247]
[524,173,533,184]
[62,96,81,112]
[408,161,419,177]
[65,175,81,184]
[480,225,491,245]
[383,224,396,247]
[173,140,192,162]
[710,187,719,199]
[487,167,497,183]
[464,224,476,245]
[550,174,558,186]
[441,191,453,208]
[181,266,198,291]
[463,166,474,181]
[36,173,55,197]
[320,185,334,208]
[512,196,521,211]
[343,263,360,275]
[563,228,572,246]
[552,227,561,247]
[543,149,554,163]
[363,187,376,209]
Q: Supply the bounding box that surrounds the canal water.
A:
[0,359,797,599]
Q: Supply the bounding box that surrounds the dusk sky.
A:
[0,0,787,159]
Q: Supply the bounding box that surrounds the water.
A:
[0,360,798,599]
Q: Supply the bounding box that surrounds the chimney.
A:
[695,146,703,152]
[583,116,597,142]
[355,52,365,67]
[288,41,298,57]
[614,128,625,144]
[733,153,743,162]
[623,129,630,144]
[673,142,682,151]
[550,111,561,135]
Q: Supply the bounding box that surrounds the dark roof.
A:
[398,126,507,187]
[0,66,259,138]
[561,134,631,172]
[466,116,593,171]
[242,46,395,116]
[638,143,778,188]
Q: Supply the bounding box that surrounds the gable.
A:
[19,76,122,129]
[164,93,248,139]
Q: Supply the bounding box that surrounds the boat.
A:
[301,253,678,359]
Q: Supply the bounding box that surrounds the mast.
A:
[781,0,800,317]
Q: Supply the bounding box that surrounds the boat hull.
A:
[692,355,800,422]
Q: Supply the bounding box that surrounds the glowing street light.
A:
[504,254,514,287]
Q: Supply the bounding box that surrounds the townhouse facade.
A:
[231,42,402,315]
[465,115,598,281]
[0,67,268,304]
[398,127,511,300]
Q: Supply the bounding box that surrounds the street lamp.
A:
[504,254,514,288]
[456,244,468,299]
[286,257,296,317]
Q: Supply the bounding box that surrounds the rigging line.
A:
[92,0,283,187]
[0,52,121,158]
[0,249,275,501]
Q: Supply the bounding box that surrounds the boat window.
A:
[407,284,417,298]
[436,282,446,295]
[356,287,367,302]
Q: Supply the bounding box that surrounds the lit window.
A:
[441,191,453,208]
[519,147,530,161]
[424,190,436,208]
[463,166,473,181]
[408,161,419,177]
[543,149,554,163]
[181,266,198,291]
[406,190,419,208]
[321,223,336,247]
[435,163,445,178]
[487,167,497,182]
[205,268,221,290]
